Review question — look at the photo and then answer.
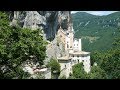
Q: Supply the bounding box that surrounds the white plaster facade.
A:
[73,39,82,51]
[69,51,91,73]
[58,56,72,78]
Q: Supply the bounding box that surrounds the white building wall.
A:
[65,62,72,78]
[70,54,91,73]
[78,39,82,51]
[83,55,91,73]
[59,63,66,71]
[65,35,70,50]
[73,40,79,51]
[73,39,82,52]
[59,68,67,78]
[68,49,74,53]
[59,61,72,78]
[71,55,83,66]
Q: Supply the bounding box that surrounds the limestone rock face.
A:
[23,11,46,30]
[9,11,73,64]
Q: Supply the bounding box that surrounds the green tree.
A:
[101,49,120,79]
[0,11,47,79]
[90,65,107,79]
[91,51,105,66]
[100,35,120,79]
[72,63,89,79]
[47,58,60,79]
[72,62,107,79]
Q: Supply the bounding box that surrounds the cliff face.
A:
[9,11,73,64]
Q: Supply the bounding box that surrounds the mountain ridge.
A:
[72,11,120,52]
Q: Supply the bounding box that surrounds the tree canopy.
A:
[47,58,60,79]
[0,11,47,79]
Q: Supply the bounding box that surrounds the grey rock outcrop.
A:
[10,11,73,64]
[23,11,46,30]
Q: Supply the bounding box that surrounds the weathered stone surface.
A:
[23,11,46,30]
[10,11,72,64]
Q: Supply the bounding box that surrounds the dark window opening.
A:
[67,44,69,48]
[65,65,66,68]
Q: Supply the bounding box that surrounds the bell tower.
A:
[68,23,74,49]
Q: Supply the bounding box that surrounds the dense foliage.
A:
[90,36,120,79]
[72,63,89,79]
[71,63,107,79]
[47,58,60,79]
[0,11,47,79]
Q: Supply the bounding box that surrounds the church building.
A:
[57,24,91,78]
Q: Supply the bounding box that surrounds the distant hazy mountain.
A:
[72,12,120,52]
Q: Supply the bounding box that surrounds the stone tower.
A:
[69,23,74,49]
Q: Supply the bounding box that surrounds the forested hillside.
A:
[72,11,120,52]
